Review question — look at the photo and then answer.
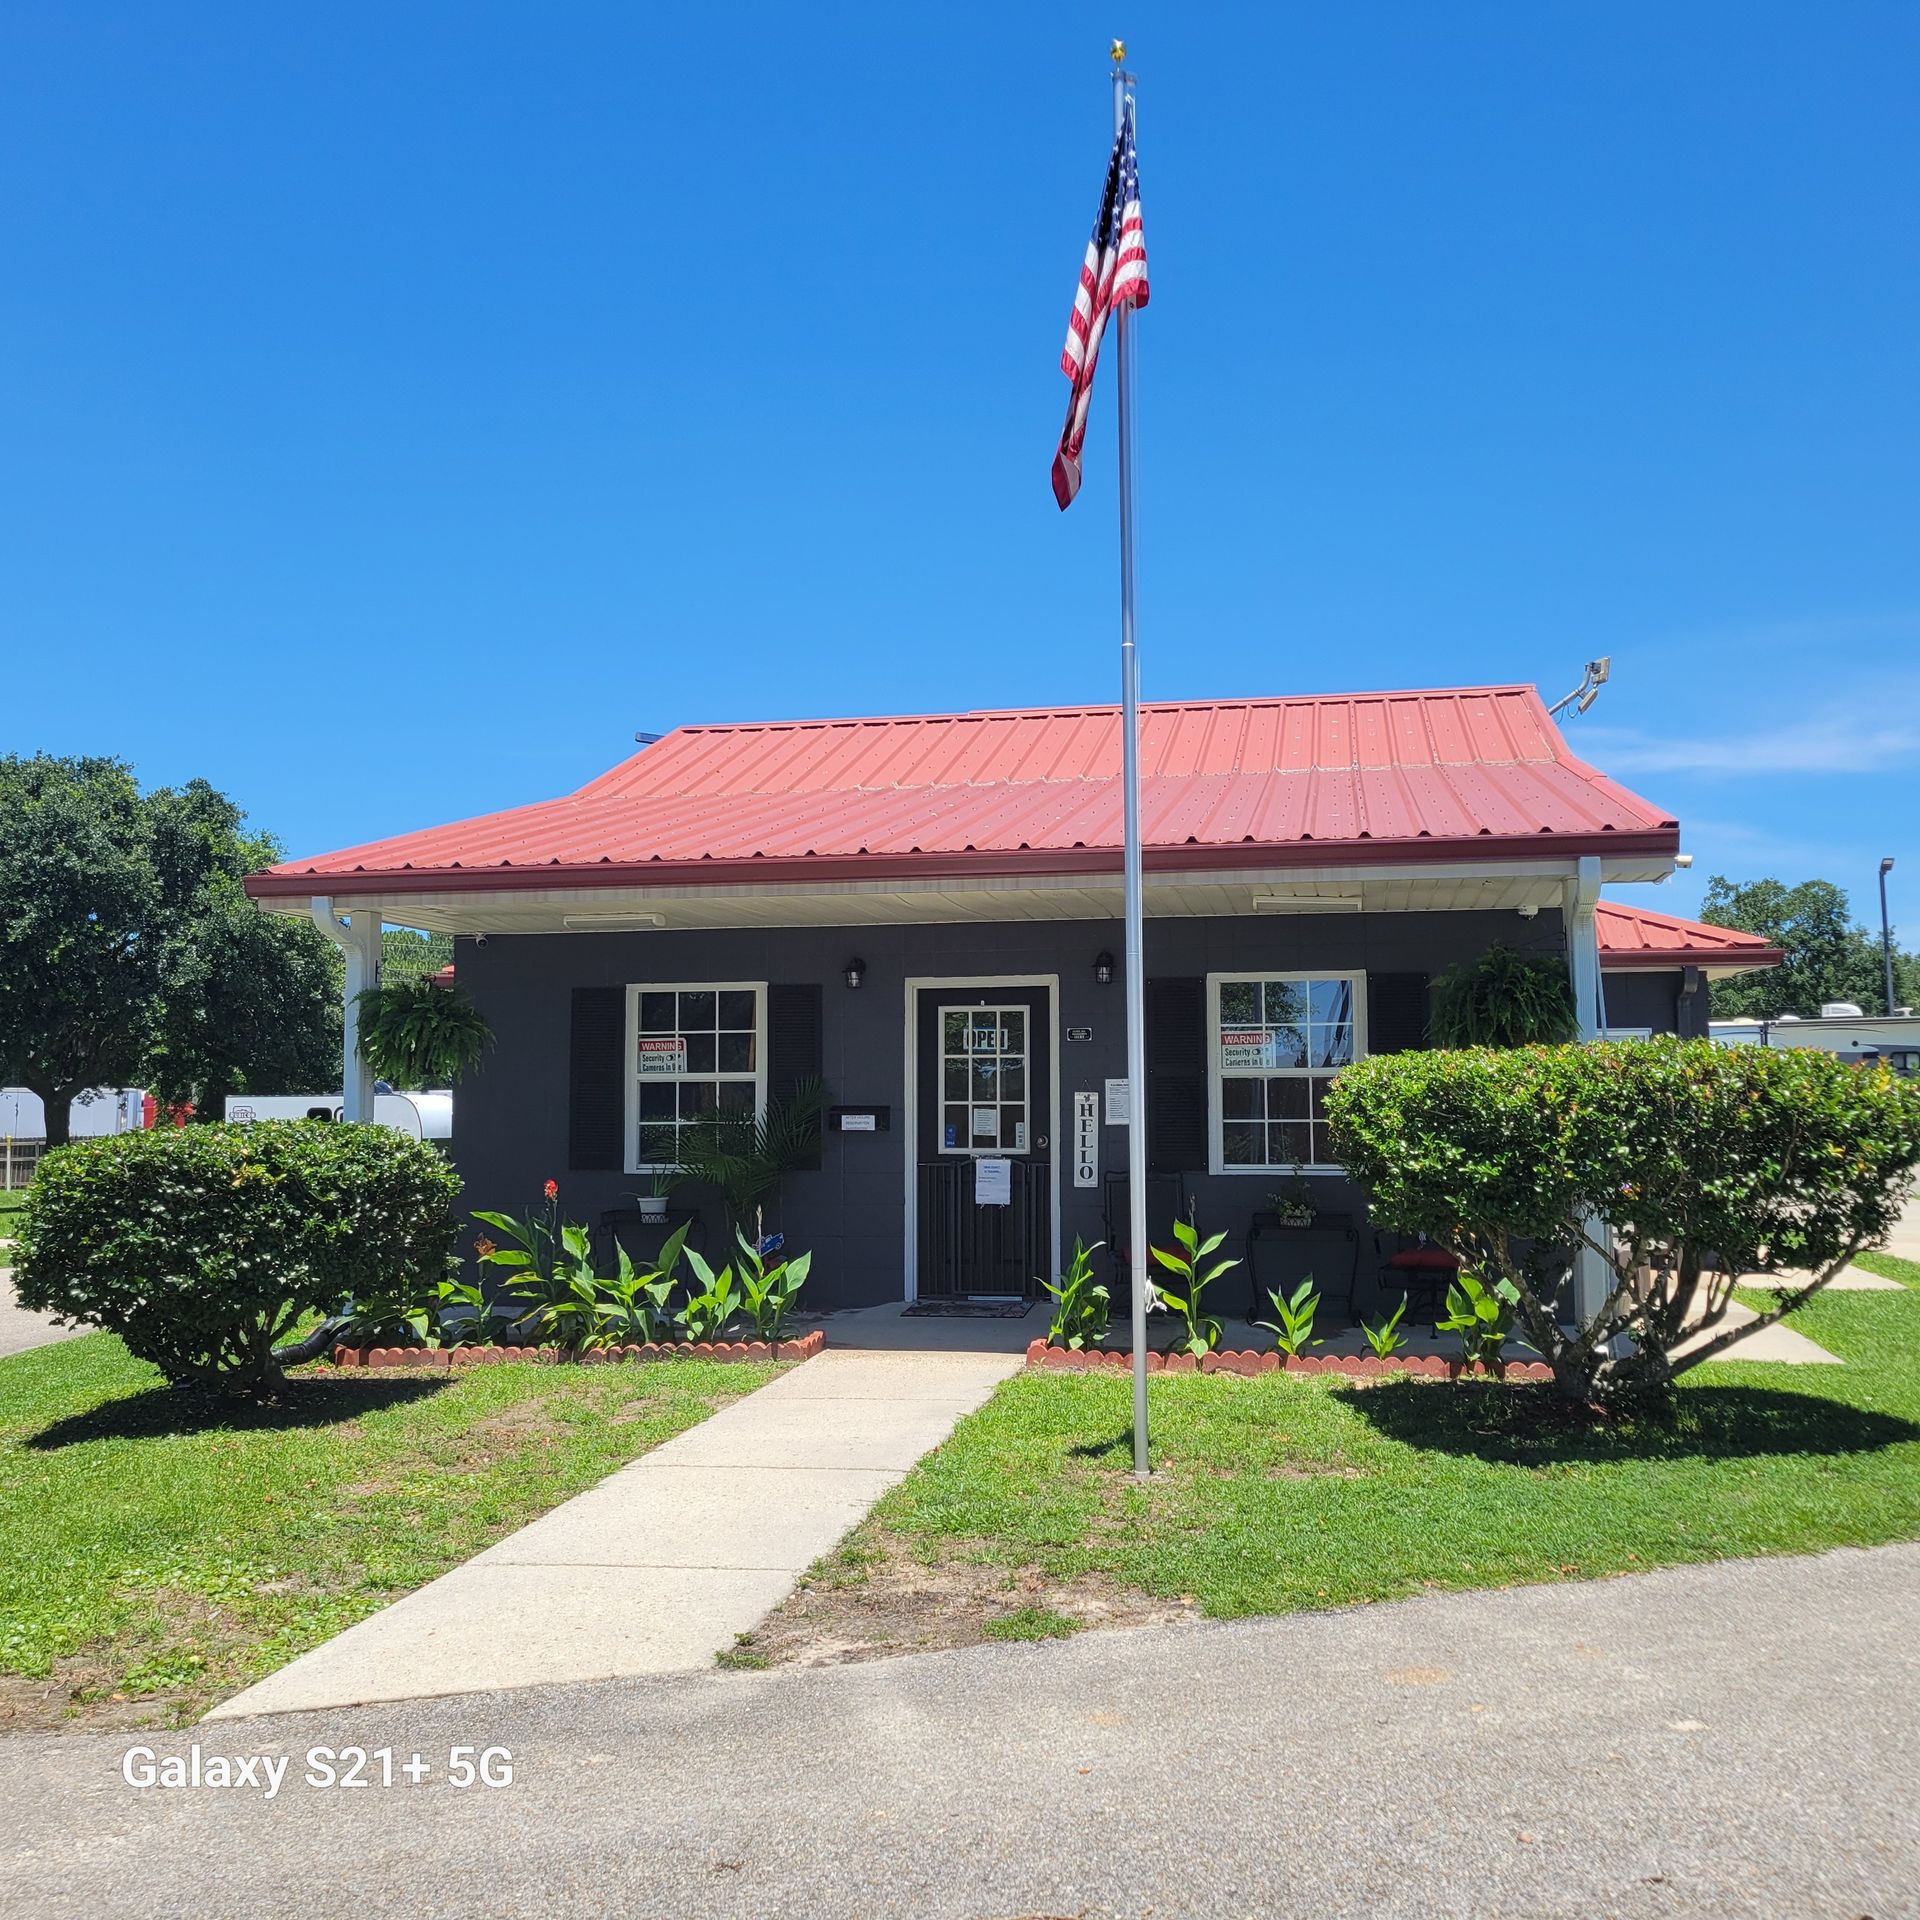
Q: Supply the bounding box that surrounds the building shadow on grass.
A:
[1348,1379,1919,1469]
[26,1375,449,1451]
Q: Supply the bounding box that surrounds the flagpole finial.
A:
[1110,39,1126,63]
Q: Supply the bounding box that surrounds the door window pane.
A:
[937,1004,1031,1156]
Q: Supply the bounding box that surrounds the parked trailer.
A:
[223,1092,453,1141]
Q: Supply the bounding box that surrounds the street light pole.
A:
[1880,857,1897,1017]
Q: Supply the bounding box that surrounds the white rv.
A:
[223,1092,454,1141]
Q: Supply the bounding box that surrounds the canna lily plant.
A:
[1149,1213,1240,1357]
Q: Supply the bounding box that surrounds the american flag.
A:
[1051,96,1150,511]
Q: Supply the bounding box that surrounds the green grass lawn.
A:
[830,1252,1920,1629]
[0,1188,27,1238]
[0,1337,777,1729]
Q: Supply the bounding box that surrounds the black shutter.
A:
[1146,976,1208,1174]
[1367,972,1431,1054]
[568,987,626,1171]
[767,983,825,1170]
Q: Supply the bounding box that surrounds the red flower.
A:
[544,1179,558,1200]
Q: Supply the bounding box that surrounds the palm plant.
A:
[669,1077,829,1238]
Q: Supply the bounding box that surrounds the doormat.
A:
[902,1300,1035,1319]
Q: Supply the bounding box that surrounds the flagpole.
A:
[1111,48,1151,1480]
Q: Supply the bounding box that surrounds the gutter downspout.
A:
[310,897,380,1123]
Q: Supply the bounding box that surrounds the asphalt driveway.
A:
[1,1542,1915,1920]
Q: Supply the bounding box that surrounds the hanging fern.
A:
[354,977,493,1088]
[1429,944,1577,1048]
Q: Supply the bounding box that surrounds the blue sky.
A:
[3,3,1915,930]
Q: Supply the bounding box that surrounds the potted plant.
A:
[1266,1171,1317,1228]
[636,1127,682,1224]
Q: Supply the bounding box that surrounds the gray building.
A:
[247,684,1776,1314]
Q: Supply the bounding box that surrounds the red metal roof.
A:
[248,685,1680,898]
[1596,901,1783,973]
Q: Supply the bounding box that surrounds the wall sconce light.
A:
[1093,950,1116,986]
[843,957,867,990]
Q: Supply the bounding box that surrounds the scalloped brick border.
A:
[1023,1340,1553,1383]
[330,1329,826,1370]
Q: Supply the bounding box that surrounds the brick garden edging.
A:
[330,1329,826,1370]
[1023,1340,1554,1383]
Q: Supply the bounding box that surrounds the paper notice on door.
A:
[971,1106,998,1140]
[974,1157,1011,1206]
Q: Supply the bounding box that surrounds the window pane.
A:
[679,1081,718,1120]
[1310,1078,1332,1123]
[943,1104,967,1148]
[678,989,717,1030]
[1263,981,1308,1026]
[1313,1024,1354,1069]
[1220,1077,1261,1120]
[1000,1011,1026,1055]
[1000,1062,1026,1101]
[1310,979,1353,1026]
[638,1083,676,1121]
[684,1032,717,1073]
[1222,1122,1263,1166]
[1219,980,1259,1024]
[971,1060,998,1100]
[717,1031,755,1073]
[943,1011,968,1056]
[1266,1024,1308,1069]
[717,1081,754,1114]
[944,1061,968,1100]
[1271,1120,1312,1166]
[1268,1077,1309,1119]
[968,1017,1000,1053]
[1001,1105,1024,1148]
[640,992,676,1034]
[718,989,756,1030]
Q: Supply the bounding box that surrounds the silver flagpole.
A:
[1111,47,1150,1479]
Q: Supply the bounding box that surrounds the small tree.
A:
[1325,1038,1920,1404]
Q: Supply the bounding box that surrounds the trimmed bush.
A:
[14,1121,460,1390]
[1325,1037,1920,1401]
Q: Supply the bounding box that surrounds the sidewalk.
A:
[207,1342,1019,1720]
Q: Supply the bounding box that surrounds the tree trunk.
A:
[27,1080,80,1149]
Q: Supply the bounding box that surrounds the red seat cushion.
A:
[1387,1246,1460,1272]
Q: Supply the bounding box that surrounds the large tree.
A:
[1701,874,1918,1019]
[0,756,340,1144]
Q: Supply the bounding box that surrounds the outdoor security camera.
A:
[473,933,489,948]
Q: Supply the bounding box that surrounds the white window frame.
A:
[623,981,768,1174]
[1206,970,1367,1176]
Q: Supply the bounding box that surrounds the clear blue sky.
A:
[4,3,1915,930]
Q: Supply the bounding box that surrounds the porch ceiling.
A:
[262,857,1674,937]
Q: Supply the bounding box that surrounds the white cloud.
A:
[1579,711,1919,776]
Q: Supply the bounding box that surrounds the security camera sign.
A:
[1219,1028,1277,1071]
[636,1037,687,1077]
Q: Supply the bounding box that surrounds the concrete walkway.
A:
[0,1268,80,1361]
[208,1343,1019,1720]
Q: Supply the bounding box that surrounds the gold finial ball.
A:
[1110,39,1127,63]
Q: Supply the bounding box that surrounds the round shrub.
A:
[13,1121,461,1389]
[1325,1037,1920,1400]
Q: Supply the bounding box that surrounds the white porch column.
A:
[1563,856,1610,1324]
[311,898,381,1122]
